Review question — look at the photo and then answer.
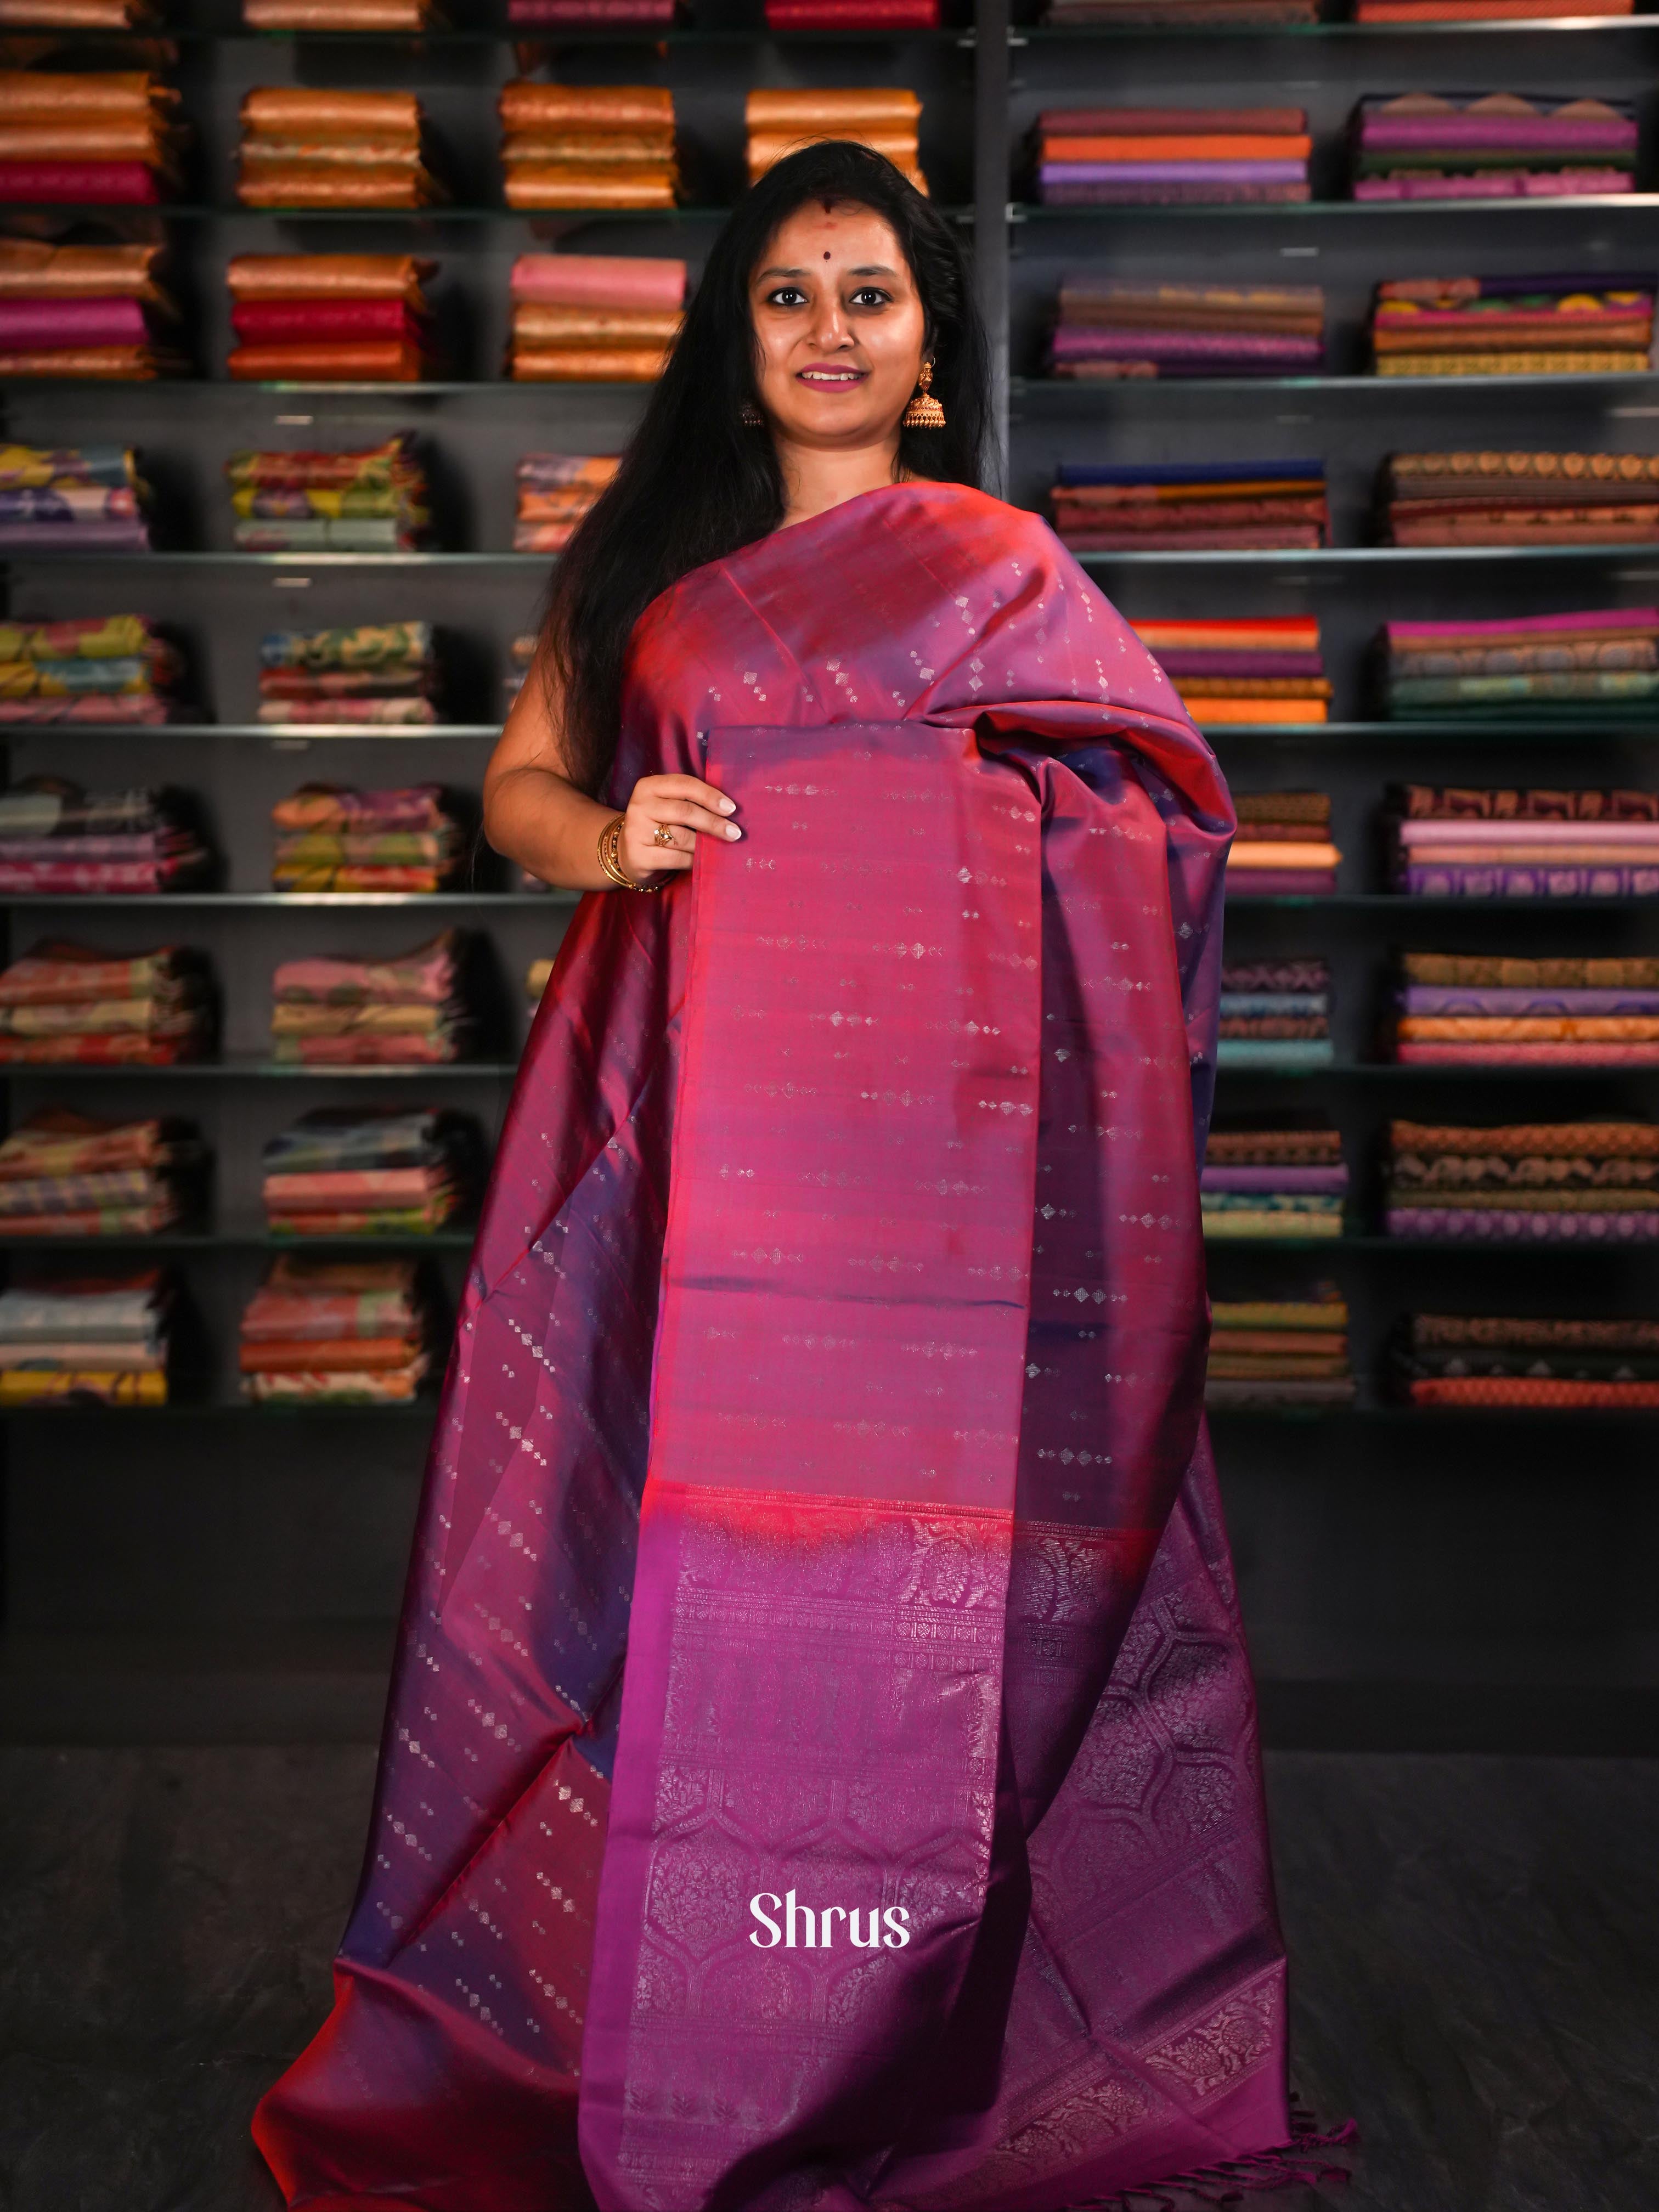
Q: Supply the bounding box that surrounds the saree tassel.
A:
[1064,2106,1358,2210]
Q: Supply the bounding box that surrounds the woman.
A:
[255,142,1337,2211]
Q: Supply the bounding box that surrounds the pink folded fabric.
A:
[509,251,685,312]
[0,159,162,201]
[230,298,426,345]
[0,296,148,347]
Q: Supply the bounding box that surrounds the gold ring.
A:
[652,823,676,848]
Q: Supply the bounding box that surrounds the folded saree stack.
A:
[0,239,183,378]
[1388,951,1659,1066]
[1051,459,1328,552]
[1218,955,1333,1069]
[1385,1118,1659,1241]
[1391,1311,1659,1409]
[765,0,938,23]
[270,930,470,1065]
[1350,93,1637,202]
[507,0,676,20]
[227,254,438,384]
[0,0,161,21]
[1381,606,1659,718]
[0,442,150,551]
[1228,791,1340,896]
[1043,0,1315,22]
[1206,1284,1355,1408]
[498,82,677,211]
[0,1266,171,1406]
[507,251,682,381]
[1050,278,1325,380]
[1034,104,1311,206]
[261,1107,473,1235]
[0,613,185,726]
[746,90,926,193]
[1357,0,1629,18]
[259,620,441,727]
[514,450,617,551]
[226,435,430,554]
[237,88,445,210]
[1203,1113,1347,1239]
[240,1254,435,1404]
[1389,783,1659,898]
[526,955,552,1003]
[507,630,535,704]
[1381,452,1659,547]
[244,0,444,25]
[0,67,183,204]
[0,939,213,1065]
[0,778,211,893]
[1131,616,1329,724]
[0,1107,201,1234]
[271,783,464,891]
[1369,274,1655,377]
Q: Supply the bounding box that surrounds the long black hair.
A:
[539,139,992,794]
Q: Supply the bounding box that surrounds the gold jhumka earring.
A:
[739,399,764,426]
[901,360,946,430]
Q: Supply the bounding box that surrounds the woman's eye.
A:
[849,288,891,309]
[765,286,808,308]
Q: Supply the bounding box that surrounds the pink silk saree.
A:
[255,482,1309,2211]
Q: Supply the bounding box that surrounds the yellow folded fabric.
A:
[511,302,680,344]
[1378,351,1650,377]
[504,166,676,210]
[746,87,920,129]
[1227,841,1342,870]
[499,82,673,131]
[241,87,421,136]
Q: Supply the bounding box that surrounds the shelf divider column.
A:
[973,0,1012,490]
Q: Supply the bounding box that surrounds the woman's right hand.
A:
[619,773,742,881]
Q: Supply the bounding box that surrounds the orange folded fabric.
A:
[0,1,157,20]
[0,343,179,375]
[0,121,176,160]
[0,239,168,301]
[241,88,421,137]
[239,1336,422,1374]
[511,303,679,343]
[240,167,441,208]
[1045,133,1313,160]
[227,253,435,304]
[501,132,674,163]
[499,83,673,131]
[511,344,668,380]
[229,341,427,380]
[0,71,176,120]
[245,0,434,21]
[504,166,675,209]
[746,88,919,129]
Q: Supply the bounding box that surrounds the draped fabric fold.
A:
[255,484,1294,2211]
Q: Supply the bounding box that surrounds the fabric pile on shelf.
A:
[0,613,186,726]
[1131,616,1329,725]
[1380,451,1659,547]
[0,940,213,1066]
[1049,459,1328,552]
[1228,793,1339,896]
[1350,93,1637,202]
[1205,1285,1355,1410]
[1380,606,1659,718]
[498,82,678,211]
[1049,278,1325,381]
[225,435,431,554]
[0,1267,171,1407]
[745,91,925,192]
[764,0,939,23]
[1384,1118,1659,1242]
[0,1,162,21]
[1390,1311,1659,1411]
[507,0,676,21]
[1203,1114,1347,1240]
[1356,0,1630,19]
[259,621,441,728]
[507,631,536,706]
[239,1255,436,1406]
[0,67,183,204]
[244,0,444,26]
[261,1107,474,1235]
[1218,955,1333,1070]
[227,253,438,384]
[507,252,684,381]
[271,783,464,892]
[1032,104,1311,207]
[527,956,553,1003]
[270,931,470,1065]
[514,452,616,552]
[236,88,445,210]
[0,442,150,552]
[1042,0,1315,22]
[0,239,184,379]
[1387,951,1659,1067]
[1369,274,1654,377]
[0,1107,201,1235]
[1387,783,1659,898]
[0,778,211,893]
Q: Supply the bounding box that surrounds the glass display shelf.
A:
[0,724,504,741]
[0,201,971,224]
[0,1393,437,1419]
[1227,893,1659,909]
[0,1057,521,1080]
[1074,544,1659,569]
[1215,1060,1659,1079]
[1014,194,1659,219]
[1,890,575,908]
[1012,370,1659,400]
[0,1216,476,1251]
[2,22,974,44]
[1018,10,1659,31]
[0,551,549,567]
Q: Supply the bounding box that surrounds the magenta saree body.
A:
[254,483,1298,2210]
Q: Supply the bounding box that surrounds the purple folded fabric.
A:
[0,297,151,349]
[0,834,165,861]
[1227,870,1336,897]
[1052,328,1323,365]
[1401,984,1659,1015]
[0,522,149,549]
[1153,651,1326,678]
[1402,864,1659,897]
[1388,1206,1659,1242]
[1042,161,1309,187]
[1361,117,1637,154]
[1201,1165,1349,1193]
[1356,172,1631,201]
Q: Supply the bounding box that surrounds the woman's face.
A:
[748,200,927,449]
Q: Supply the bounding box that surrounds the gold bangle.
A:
[597,811,664,893]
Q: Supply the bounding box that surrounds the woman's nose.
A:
[809,298,851,348]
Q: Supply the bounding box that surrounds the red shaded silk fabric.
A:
[255,484,1290,2210]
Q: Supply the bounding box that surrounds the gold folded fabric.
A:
[0,239,168,301]
[0,1,156,20]
[245,0,437,21]
[229,340,426,380]
[511,302,680,344]
[745,87,921,129]
[504,166,676,210]
[750,143,926,191]
[501,131,675,162]
[241,88,422,136]
[239,167,443,208]
[498,83,673,131]
[240,136,423,168]
[227,252,435,303]
[511,344,667,380]
[1378,352,1651,378]
[0,71,176,120]
[748,128,917,166]
[0,120,177,160]
[0,345,182,376]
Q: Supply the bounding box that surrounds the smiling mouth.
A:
[797,365,868,387]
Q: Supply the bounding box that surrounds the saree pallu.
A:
[255,483,1310,2211]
